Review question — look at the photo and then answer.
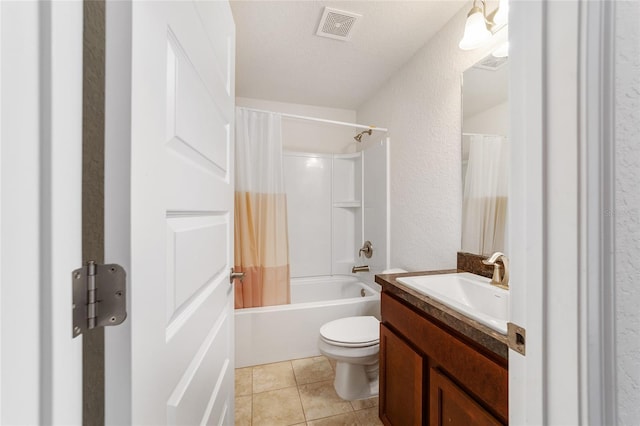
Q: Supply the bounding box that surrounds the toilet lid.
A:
[320,316,379,346]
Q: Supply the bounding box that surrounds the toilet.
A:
[318,316,380,401]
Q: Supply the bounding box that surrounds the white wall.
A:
[236,97,358,154]
[615,0,640,423]
[463,101,508,136]
[461,100,509,181]
[356,4,502,271]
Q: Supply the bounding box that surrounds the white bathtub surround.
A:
[332,153,364,275]
[235,276,380,368]
[361,139,390,282]
[284,143,389,281]
[235,108,290,308]
[284,151,364,277]
[284,152,334,277]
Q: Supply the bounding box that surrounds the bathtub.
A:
[235,275,380,368]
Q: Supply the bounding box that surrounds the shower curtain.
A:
[461,135,509,255]
[234,108,290,308]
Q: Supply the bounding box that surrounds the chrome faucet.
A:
[359,241,373,259]
[482,252,509,290]
[352,265,370,273]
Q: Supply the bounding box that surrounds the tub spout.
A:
[352,265,370,273]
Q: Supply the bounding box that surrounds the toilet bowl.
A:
[318,316,380,401]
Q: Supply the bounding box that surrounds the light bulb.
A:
[459,7,492,50]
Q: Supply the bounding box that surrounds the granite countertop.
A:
[375,269,509,360]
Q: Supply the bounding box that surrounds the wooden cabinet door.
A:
[380,324,424,426]
[429,368,503,426]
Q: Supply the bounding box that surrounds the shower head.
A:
[354,129,372,142]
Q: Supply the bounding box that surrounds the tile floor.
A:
[235,356,383,425]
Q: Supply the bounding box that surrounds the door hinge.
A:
[507,322,526,356]
[72,261,127,338]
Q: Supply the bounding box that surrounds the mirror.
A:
[461,54,509,256]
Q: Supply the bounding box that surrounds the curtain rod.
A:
[238,106,388,132]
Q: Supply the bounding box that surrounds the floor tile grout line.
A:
[250,364,253,426]
[294,379,308,423]
[288,359,306,425]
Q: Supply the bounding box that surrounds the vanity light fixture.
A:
[459,0,508,51]
[493,0,509,26]
[458,0,492,50]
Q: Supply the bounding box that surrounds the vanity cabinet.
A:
[379,292,508,426]
[429,368,502,426]
[379,324,423,425]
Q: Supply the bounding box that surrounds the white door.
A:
[104,1,236,424]
[1,1,83,424]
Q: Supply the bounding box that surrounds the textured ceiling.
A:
[231,0,467,109]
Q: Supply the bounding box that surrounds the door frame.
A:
[0,1,83,424]
[103,1,133,423]
[0,0,621,424]
[509,0,617,424]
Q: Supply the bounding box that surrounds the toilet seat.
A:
[320,316,379,348]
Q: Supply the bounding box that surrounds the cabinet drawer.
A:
[381,292,508,422]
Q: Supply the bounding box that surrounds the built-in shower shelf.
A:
[333,201,361,208]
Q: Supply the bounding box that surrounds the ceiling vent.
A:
[473,55,508,71]
[316,7,361,41]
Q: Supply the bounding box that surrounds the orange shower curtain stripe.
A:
[234,191,290,308]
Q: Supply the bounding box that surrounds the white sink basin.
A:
[396,272,509,335]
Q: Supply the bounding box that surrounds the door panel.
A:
[166,216,229,319]
[168,34,230,176]
[167,313,232,425]
[106,1,235,424]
